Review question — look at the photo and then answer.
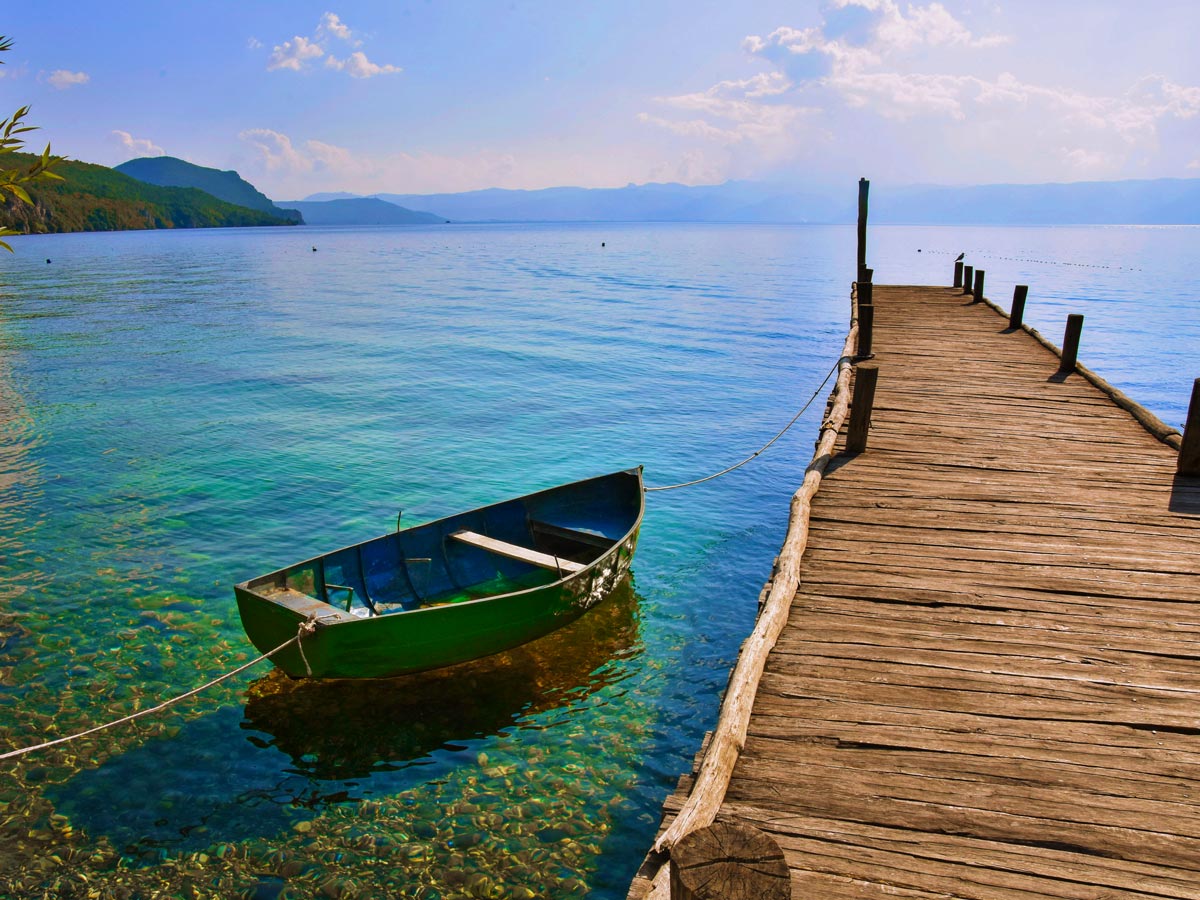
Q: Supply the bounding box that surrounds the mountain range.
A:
[6,149,1200,238]
[0,153,300,235]
[115,156,302,222]
[277,197,446,226]
[314,178,1200,225]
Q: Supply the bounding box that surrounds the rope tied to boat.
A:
[297,614,318,677]
[645,355,844,493]
[0,621,311,761]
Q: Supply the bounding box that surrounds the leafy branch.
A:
[0,35,67,251]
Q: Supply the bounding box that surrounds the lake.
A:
[0,221,1196,898]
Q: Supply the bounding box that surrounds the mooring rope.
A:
[645,355,844,493]
[0,620,316,761]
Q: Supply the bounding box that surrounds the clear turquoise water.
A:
[0,221,1196,898]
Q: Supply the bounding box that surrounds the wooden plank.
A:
[449,530,584,574]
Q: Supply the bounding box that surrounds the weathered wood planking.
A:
[635,284,1200,899]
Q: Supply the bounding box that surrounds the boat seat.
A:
[450,531,585,575]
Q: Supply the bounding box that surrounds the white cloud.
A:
[237,129,520,195]
[317,12,357,45]
[267,36,324,72]
[111,130,164,157]
[239,128,312,173]
[265,13,398,78]
[247,37,263,50]
[860,0,1010,51]
[47,69,89,90]
[325,51,402,79]
[645,3,1200,184]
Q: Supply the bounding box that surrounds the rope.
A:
[0,620,315,761]
[645,356,843,493]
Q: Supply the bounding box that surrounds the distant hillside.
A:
[336,177,1200,225]
[302,192,361,202]
[279,197,446,226]
[116,156,302,222]
[0,153,299,235]
[369,181,826,223]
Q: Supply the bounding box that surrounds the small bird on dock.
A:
[955,252,965,261]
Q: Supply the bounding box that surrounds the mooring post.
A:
[1059,314,1084,373]
[962,265,974,296]
[670,820,790,900]
[845,364,879,454]
[953,260,964,288]
[1009,285,1029,329]
[857,178,869,283]
[1179,378,1200,476]
[859,268,873,307]
[972,269,985,304]
[856,304,874,359]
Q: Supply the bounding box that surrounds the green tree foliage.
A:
[0,35,65,251]
[0,152,299,233]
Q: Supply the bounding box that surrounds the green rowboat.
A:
[234,467,644,679]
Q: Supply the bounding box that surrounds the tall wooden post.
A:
[857,178,869,283]
[670,821,790,900]
[1058,314,1084,373]
[1009,285,1028,329]
[953,260,963,288]
[972,269,985,303]
[856,304,874,359]
[846,365,879,454]
[1179,379,1200,476]
[962,265,974,296]
[859,280,873,307]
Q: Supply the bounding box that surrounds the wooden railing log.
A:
[669,821,789,900]
[640,283,861,898]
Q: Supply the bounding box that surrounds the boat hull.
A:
[234,468,643,679]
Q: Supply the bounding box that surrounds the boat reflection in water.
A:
[46,578,641,861]
[240,575,643,782]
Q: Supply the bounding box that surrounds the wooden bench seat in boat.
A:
[450,530,586,575]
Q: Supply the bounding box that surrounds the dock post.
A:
[953,260,964,288]
[1009,285,1028,329]
[857,178,869,283]
[670,820,790,900]
[1179,379,1200,476]
[972,269,985,303]
[859,268,873,307]
[845,364,879,454]
[1058,314,1084,373]
[962,265,974,296]
[856,304,875,359]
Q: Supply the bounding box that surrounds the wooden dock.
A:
[631,282,1200,899]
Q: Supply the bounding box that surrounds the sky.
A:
[4,1,1200,200]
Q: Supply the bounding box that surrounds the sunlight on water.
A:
[0,221,1194,898]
